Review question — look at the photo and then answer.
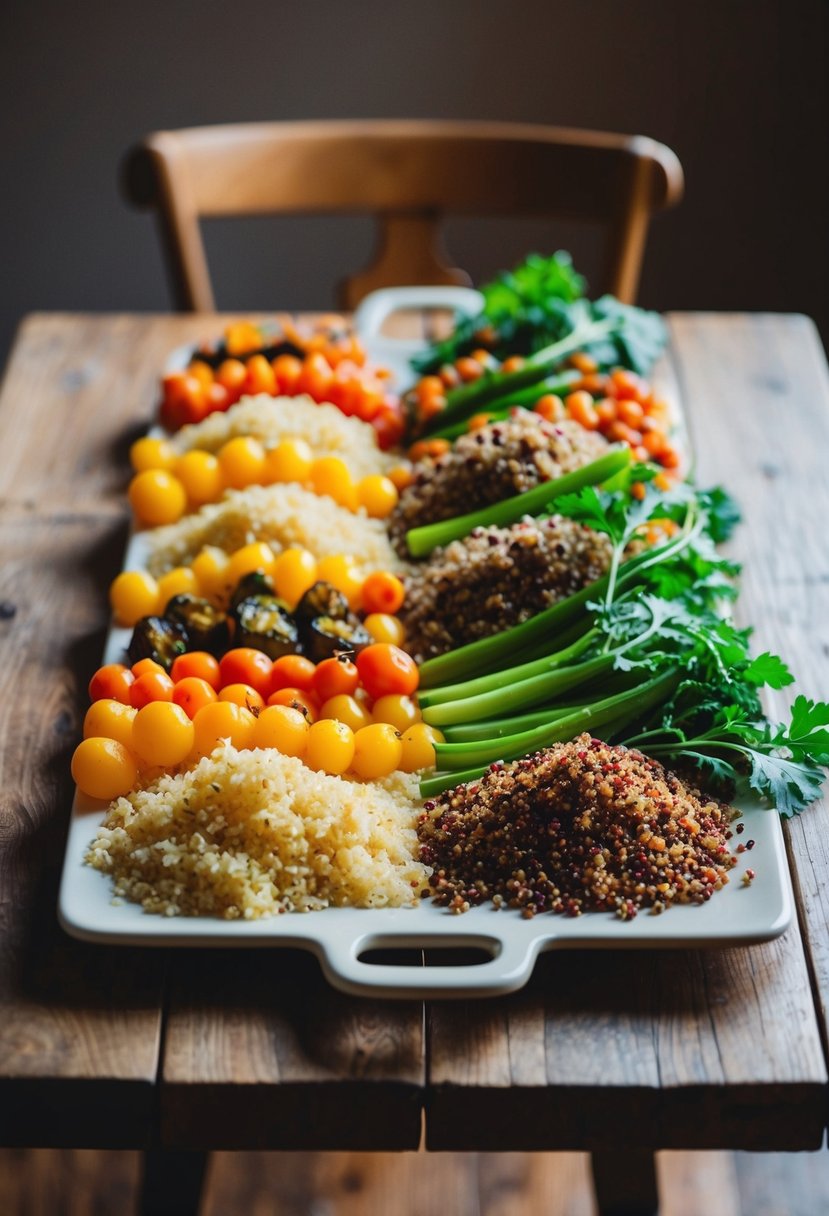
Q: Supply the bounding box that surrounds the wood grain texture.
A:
[669,311,829,1070]
[0,510,164,1146]
[425,316,829,1155]
[0,1145,762,1216]
[159,950,424,1151]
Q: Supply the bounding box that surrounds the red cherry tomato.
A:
[355,644,419,699]
[269,654,317,695]
[312,656,360,703]
[88,663,135,705]
[218,648,273,699]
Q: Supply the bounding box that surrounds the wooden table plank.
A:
[0,508,164,1147]
[159,950,425,1151]
[0,316,214,1147]
[425,314,828,1154]
[669,310,829,1065]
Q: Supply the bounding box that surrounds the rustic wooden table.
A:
[1,313,827,1216]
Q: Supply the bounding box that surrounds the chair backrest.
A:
[122,119,683,311]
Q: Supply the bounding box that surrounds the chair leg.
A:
[138,1149,209,1216]
[590,1149,659,1216]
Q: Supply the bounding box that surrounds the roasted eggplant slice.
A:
[229,571,276,616]
[235,595,299,659]
[164,594,230,655]
[302,614,372,663]
[127,616,189,671]
[294,581,350,627]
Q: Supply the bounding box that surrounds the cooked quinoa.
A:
[400,515,613,661]
[86,746,429,918]
[172,394,395,479]
[418,735,737,919]
[389,411,609,555]
[147,483,404,577]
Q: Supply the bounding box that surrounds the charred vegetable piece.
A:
[234,595,299,660]
[229,571,276,616]
[294,581,350,627]
[128,615,189,671]
[302,614,372,664]
[164,594,231,655]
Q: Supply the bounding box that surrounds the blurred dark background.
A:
[1,0,826,365]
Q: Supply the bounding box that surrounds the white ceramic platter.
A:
[58,287,792,998]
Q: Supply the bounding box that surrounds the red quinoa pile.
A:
[389,411,609,556]
[400,516,612,662]
[418,735,737,919]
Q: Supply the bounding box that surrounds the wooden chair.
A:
[122,119,683,311]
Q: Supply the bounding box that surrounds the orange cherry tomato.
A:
[170,651,222,690]
[269,654,317,695]
[298,352,335,402]
[219,683,266,712]
[266,687,319,721]
[129,670,175,709]
[244,353,277,396]
[218,648,273,699]
[616,399,646,429]
[355,643,419,699]
[361,572,405,615]
[172,676,218,719]
[215,359,248,402]
[312,656,360,703]
[272,353,303,395]
[131,658,166,679]
[88,663,135,705]
[565,390,600,430]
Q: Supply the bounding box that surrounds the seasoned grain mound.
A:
[86,746,429,918]
[418,735,737,919]
[147,483,404,577]
[400,516,613,661]
[389,411,609,555]
[171,394,395,479]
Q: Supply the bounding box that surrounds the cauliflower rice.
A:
[147,483,404,577]
[171,394,395,479]
[86,746,429,918]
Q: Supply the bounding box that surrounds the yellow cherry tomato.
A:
[71,737,138,801]
[192,700,257,755]
[218,683,266,712]
[272,548,317,607]
[305,718,355,775]
[226,542,277,587]
[191,546,232,600]
[251,705,310,756]
[109,570,160,626]
[128,469,188,526]
[156,566,200,609]
[318,694,372,733]
[363,613,406,647]
[398,723,443,773]
[371,694,420,732]
[218,436,267,489]
[174,450,224,504]
[315,554,363,610]
[131,701,195,767]
[83,699,137,750]
[130,436,176,473]
[357,474,399,518]
[264,437,314,485]
[309,456,358,510]
[350,723,403,780]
